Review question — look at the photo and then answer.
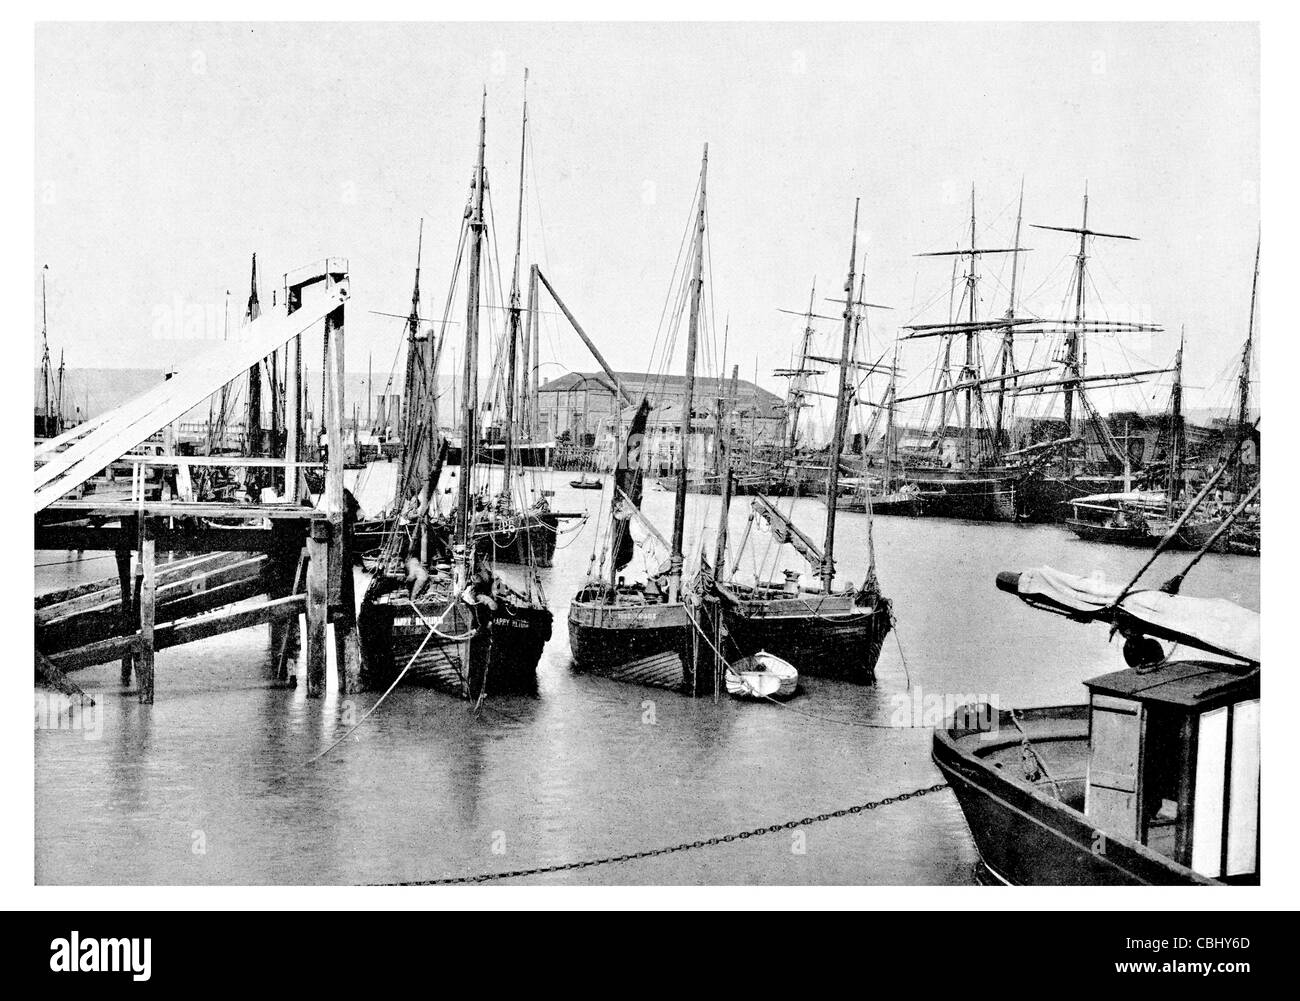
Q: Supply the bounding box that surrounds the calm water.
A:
[35,468,1259,885]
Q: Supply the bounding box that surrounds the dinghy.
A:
[725,651,798,700]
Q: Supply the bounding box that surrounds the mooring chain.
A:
[382,782,950,886]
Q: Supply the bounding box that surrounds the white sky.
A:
[35,21,1259,429]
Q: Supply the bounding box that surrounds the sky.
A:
[34,21,1259,432]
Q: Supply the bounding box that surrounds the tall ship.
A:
[568,146,717,695]
[358,92,552,701]
[1003,188,1168,522]
[709,200,893,683]
[893,186,1035,521]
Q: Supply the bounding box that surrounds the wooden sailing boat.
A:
[710,201,893,684]
[357,93,552,700]
[567,146,716,694]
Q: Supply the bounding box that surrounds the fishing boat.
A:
[1065,490,1165,547]
[710,201,893,684]
[934,564,1259,885]
[570,473,603,490]
[725,651,798,700]
[358,91,551,701]
[568,147,717,695]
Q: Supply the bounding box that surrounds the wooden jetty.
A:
[34,259,365,703]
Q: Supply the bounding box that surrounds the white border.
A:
[5,4,1294,912]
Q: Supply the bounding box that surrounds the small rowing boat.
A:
[725,651,798,700]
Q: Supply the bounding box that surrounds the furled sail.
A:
[611,398,652,573]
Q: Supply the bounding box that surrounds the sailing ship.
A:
[894,187,1034,521]
[1005,189,1168,522]
[358,92,552,700]
[934,562,1259,885]
[354,81,574,569]
[709,200,893,684]
[567,146,717,695]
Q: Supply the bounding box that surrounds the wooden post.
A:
[305,519,329,697]
[137,518,156,704]
[115,538,134,686]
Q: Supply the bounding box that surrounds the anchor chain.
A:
[383,781,950,885]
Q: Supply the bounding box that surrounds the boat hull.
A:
[721,593,892,684]
[906,470,1018,522]
[358,590,552,699]
[568,597,713,693]
[1065,518,1157,547]
[932,704,1221,885]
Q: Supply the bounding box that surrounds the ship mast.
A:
[668,144,708,604]
[398,220,423,501]
[244,254,261,457]
[1234,231,1260,497]
[788,281,817,451]
[503,70,528,499]
[821,199,859,593]
[912,187,1025,470]
[994,180,1025,448]
[1030,187,1141,457]
[1167,328,1185,513]
[40,265,51,432]
[456,92,488,591]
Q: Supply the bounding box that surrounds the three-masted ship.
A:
[358,93,552,701]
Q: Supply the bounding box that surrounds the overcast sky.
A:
[35,21,1259,427]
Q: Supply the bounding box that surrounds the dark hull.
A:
[474,512,562,567]
[722,594,892,684]
[835,495,924,516]
[905,471,1018,522]
[1016,472,1126,523]
[567,597,715,694]
[1065,518,1156,548]
[932,704,1220,885]
[358,590,552,700]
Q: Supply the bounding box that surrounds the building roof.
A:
[539,370,784,412]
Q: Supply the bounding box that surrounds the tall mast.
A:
[669,143,708,603]
[503,70,529,496]
[788,281,817,451]
[1063,186,1088,430]
[822,198,859,594]
[995,179,1025,447]
[456,92,488,588]
[1234,231,1260,496]
[40,266,51,430]
[244,254,262,456]
[1030,188,1140,462]
[57,349,65,433]
[1167,329,1184,511]
[526,264,540,441]
[963,186,978,469]
[398,219,423,497]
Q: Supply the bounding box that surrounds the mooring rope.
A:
[378,781,950,885]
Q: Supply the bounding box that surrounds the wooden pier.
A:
[34,259,363,703]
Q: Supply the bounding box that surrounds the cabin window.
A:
[1191,699,1260,879]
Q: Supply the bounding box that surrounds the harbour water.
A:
[35,470,1259,885]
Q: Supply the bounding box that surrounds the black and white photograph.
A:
[10,10,1290,962]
